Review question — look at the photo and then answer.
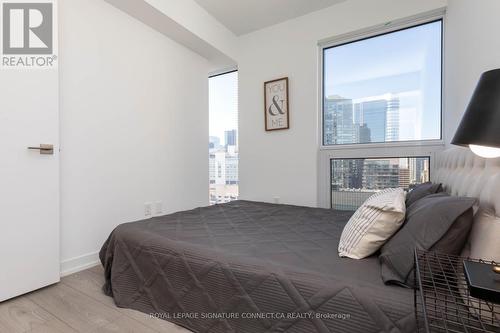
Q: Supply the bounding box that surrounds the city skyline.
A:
[331,157,430,210]
[209,129,238,149]
[323,20,442,142]
[332,157,429,189]
[324,94,401,145]
[209,71,239,205]
[209,131,239,205]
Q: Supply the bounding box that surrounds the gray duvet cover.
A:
[100,200,415,333]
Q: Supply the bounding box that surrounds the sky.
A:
[324,20,442,141]
[209,71,238,146]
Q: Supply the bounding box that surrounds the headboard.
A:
[433,147,500,217]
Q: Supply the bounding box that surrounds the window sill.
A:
[319,140,445,151]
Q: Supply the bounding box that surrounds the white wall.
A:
[59,0,209,274]
[57,0,500,274]
[444,0,500,143]
[237,0,447,207]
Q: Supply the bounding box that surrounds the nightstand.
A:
[414,249,500,332]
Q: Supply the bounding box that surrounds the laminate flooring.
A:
[0,266,192,333]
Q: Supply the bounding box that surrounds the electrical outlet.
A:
[155,201,163,215]
[144,202,152,217]
[273,196,280,204]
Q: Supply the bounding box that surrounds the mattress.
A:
[100,200,415,333]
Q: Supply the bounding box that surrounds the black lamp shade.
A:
[452,69,500,148]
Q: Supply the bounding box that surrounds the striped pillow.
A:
[338,188,406,259]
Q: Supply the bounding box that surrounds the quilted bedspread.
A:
[99,200,415,333]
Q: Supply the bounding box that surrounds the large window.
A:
[209,71,238,205]
[319,17,443,210]
[331,157,430,210]
[322,20,442,146]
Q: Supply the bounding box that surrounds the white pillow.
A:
[338,188,406,259]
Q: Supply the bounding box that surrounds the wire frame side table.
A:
[414,249,500,333]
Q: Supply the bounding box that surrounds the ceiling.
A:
[193,0,348,36]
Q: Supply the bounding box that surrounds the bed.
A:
[100,201,415,333]
[100,147,500,333]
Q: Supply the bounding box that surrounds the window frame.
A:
[316,9,447,208]
[208,69,239,205]
[318,10,446,150]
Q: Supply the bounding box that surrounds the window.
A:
[322,20,442,146]
[209,71,238,205]
[331,157,430,210]
[318,16,444,210]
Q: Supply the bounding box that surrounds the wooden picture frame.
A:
[264,77,289,131]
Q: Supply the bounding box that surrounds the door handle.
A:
[28,144,54,155]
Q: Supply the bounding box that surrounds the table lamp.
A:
[452,68,500,158]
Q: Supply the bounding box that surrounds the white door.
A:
[0,1,59,301]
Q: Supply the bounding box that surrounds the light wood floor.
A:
[0,266,192,333]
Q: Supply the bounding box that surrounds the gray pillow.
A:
[405,182,442,207]
[432,208,473,255]
[379,193,475,287]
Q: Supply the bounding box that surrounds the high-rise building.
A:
[399,168,410,189]
[420,158,430,183]
[331,160,351,190]
[352,96,400,144]
[225,155,238,185]
[409,158,417,184]
[209,150,226,185]
[324,96,354,145]
[209,144,239,204]
[355,123,371,144]
[209,153,216,184]
[224,129,237,147]
[362,159,400,189]
[386,97,400,142]
[324,95,400,145]
[354,100,387,143]
[408,158,430,185]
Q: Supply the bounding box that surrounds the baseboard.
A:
[60,251,100,277]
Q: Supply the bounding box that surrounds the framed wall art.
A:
[264,77,289,131]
